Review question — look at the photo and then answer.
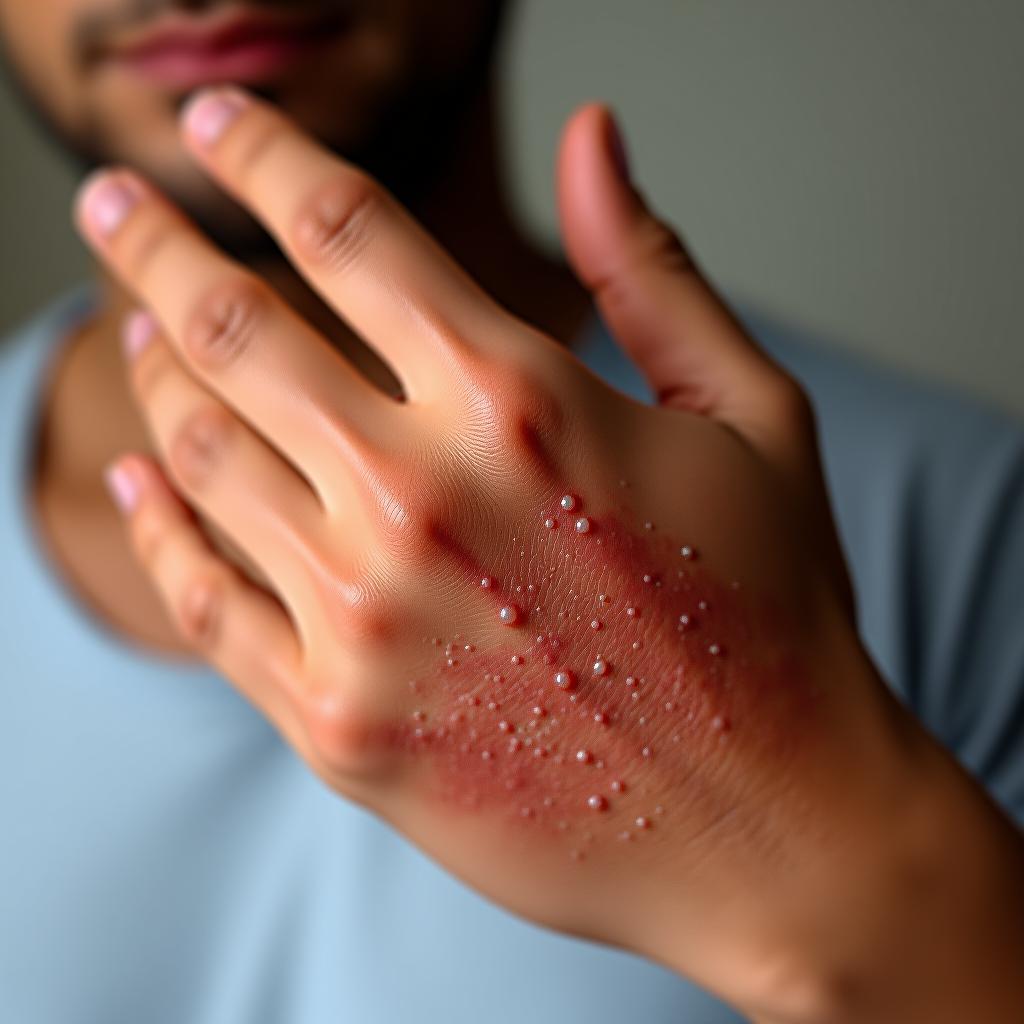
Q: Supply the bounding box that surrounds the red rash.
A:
[394,491,812,852]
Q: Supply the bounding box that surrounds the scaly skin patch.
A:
[395,489,813,858]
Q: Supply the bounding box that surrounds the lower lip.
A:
[115,33,330,90]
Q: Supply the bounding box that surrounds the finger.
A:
[179,87,512,398]
[75,168,392,511]
[124,309,338,619]
[103,452,312,754]
[557,103,816,462]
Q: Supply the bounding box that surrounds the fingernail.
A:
[79,171,140,238]
[183,87,250,148]
[606,110,631,183]
[104,461,141,515]
[122,310,157,360]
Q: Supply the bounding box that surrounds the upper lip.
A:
[102,5,348,61]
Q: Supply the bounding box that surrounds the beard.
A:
[0,0,509,263]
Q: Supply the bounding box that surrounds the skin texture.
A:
[72,91,1024,1022]
[397,514,809,830]
[2,1,1021,1020]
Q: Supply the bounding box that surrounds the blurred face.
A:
[0,0,503,250]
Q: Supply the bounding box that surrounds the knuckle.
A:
[168,404,234,493]
[334,576,399,646]
[291,172,382,274]
[116,205,178,286]
[229,119,287,189]
[462,356,566,475]
[595,216,692,310]
[184,275,268,371]
[501,395,564,482]
[506,373,564,445]
[305,549,399,648]
[130,341,174,403]
[374,473,452,555]
[176,572,226,650]
[300,687,379,776]
[131,501,171,571]
[649,216,692,268]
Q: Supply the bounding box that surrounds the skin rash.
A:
[392,489,816,857]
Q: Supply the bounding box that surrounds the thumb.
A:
[557,103,812,460]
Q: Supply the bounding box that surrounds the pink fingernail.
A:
[183,88,250,148]
[104,462,141,514]
[79,172,140,238]
[122,310,157,360]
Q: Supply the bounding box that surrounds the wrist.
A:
[757,716,1024,1024]
[632,622,1024,1024]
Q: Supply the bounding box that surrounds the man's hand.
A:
[76,88,1024,1023]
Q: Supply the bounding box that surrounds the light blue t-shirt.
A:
[2,289,1022,1023]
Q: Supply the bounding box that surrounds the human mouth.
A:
[104,6,350,90]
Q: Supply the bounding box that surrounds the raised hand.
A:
[77,90,1019,1023]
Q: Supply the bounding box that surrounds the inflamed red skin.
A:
[395,493,814,855]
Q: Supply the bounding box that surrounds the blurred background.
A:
[1,0,1021,414]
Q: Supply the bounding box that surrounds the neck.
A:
[42,82,592,494]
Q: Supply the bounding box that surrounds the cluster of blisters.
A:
[398,489,801,862]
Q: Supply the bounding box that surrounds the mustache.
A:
[74,0,351,64]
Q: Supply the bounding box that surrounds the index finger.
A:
[182,87,513,399]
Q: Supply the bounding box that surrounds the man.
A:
[1,2,1022,1022]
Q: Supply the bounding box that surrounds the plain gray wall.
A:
[2,1,1022,414]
